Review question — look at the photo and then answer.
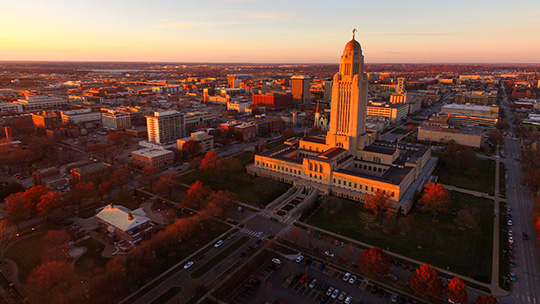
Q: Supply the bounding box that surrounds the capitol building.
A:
[247,34,437,213]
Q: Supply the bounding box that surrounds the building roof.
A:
[301,136,326,144]
[132,148,174,158]
[73,162,109,174]
[318,147,347,160]
[442,103,494,112]
[96,204,150,232]
[344,39,361,51]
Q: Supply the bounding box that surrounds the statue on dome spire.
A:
[352,28,357,39]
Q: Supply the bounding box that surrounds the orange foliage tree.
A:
[37,191,63,217]
[183,140,202,158]
[474,295,499,304]
[408,264,443,298]
[364,190,391,226]
[182,181,212,210]
[358,247,391,278]
[154,172,179,197]
[111,168,129,190]
[419,182,451,221]
[200,150,221,170]
[446,277,468,304]
[26,261,83,304]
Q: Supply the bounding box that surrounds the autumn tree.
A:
[111,168,129,190]
[42,230,72,263]
[27,261,84,304]
[107,130,126,146]
[418,182,451,221]
[408,264,443,298]
[5,192,30,224]
[182,181,212,210]
[454,206,479,230]
[182,140,202,158]
[474,295,499,304]
[207,190,237,212]
[446,277,468,304]
[487,130,504,146]
[364,190,391,226]
[495,121,509,131]
[37,191,63,217]
[99,180,113,200]
[154,171,179,197]
[358,247,391,277]
[281,128,294,140]
[70,181,96,206]
[200,150,221,170]
[140,166,160,191]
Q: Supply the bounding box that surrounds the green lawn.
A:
[434,158,496,194]
[191,236,250,279]
[308,192,494,282]
[499,162,506,197]
[74,237,109,276]
[5,233,45,283]
[180,153,290,207]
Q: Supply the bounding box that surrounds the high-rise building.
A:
[390,77,407,103]
[146,111,185,145]
[325,37,369,153]
[102,109,131,130]
[291,75,311,104]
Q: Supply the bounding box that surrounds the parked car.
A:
[320,283,329,292]
[344,295,352,304]
[509,236,514,244]
[508,219,513,226]
[508,230,513,236]
[343,272,351,282]
[309,278,318,288]
[326,287,334,296]
[331,289,340,299]
[338,291,346,301]
[349,275,357,284]
[296,255,304,263]
[510,273,517,282]
[271,258,282,265]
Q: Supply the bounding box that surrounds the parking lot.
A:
[228,253,425,304]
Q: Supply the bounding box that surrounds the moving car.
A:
[214,240,223,247]
[522,232,529,240]
[510,273,517,282]
[183,261,194,269]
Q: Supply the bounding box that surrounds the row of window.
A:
[353,162,385,173]
[333,178,395,197]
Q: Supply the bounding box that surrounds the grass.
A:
[307,192,494,283]
[180,153,290,207]
[434,158,496,194]
[150,286,182,304]
[191,236,250,278]
[74,237,109,276]
[499,201,511,291]
[5,233,45,283]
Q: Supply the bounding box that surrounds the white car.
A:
[271,258,282,265]
[509,237,514,244]
[296,255,304,263]
[508,230,513,237]
[344,295,352,304]
[256,231,264,238]
[214,240,223,247]
[343,272,351,282]
[331,289,340,299]
[183,261,194,269]
[508,220,513,226]
[349,275,357,284]
[324,250,335,257]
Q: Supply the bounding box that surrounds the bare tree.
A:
[0,220,16,263]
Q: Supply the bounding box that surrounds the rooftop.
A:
[72,162,110,174]
[96,204,151,232]
[132,148,174,158]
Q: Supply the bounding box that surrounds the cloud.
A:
[364,32,455,37]
[248,11,295,19]
[154,22,217,29]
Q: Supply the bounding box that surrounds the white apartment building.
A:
[14,96,68,112]
[146,111,185,145]
[60,109,102,124]
[102,109,131,130]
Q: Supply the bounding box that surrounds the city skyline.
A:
[1,0,540,63]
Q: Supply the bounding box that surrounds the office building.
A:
[291,75,311,104]
[177,131,215,153]
[131,148,175,168]
[102,109,131,130]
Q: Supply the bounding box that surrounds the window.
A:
[349,182,352,187]
[338,180,341,185]
[391,192,395,197]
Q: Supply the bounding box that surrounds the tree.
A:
[454,206,479,230]
[358,210,376,230]
[487,130,504,146]
[111,168,129,190]
[42,230,72,262]
[154,172,179,197]
[207,190,237,212]
[107,131,126,146]
[182,181,212,210]
[418,182,451,221]
[364,190,391,226]
[22,185,51,216]
[442,143,478,175]
[281,128,294,140]
[200,150,221,170]
[182,140,202,158]
[474,295,499,304]
[408,264,443,298]
[285,226,303,244]
[446,277,468,304]
[26,261,82,304]
[358,247,391,277]
[37,191,63,217]
[70,182,96,206]
[5,192,30,224]
[99,180,113,200]
[321,196,343,214]
[495,121,509,131]
[140,166,159,191]
[0,220,16,263]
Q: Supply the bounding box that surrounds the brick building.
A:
[252,92,294,110]
[96,204,156,246]
[131,148,174,168]
[70,162,111,185]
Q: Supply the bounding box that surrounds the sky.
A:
[1,0,540,63]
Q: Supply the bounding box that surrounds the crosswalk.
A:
[240,228,264,238]
[276,225,293,237]
[515,294,538,304]
[259,209,271,217]
[240,212,258,223]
